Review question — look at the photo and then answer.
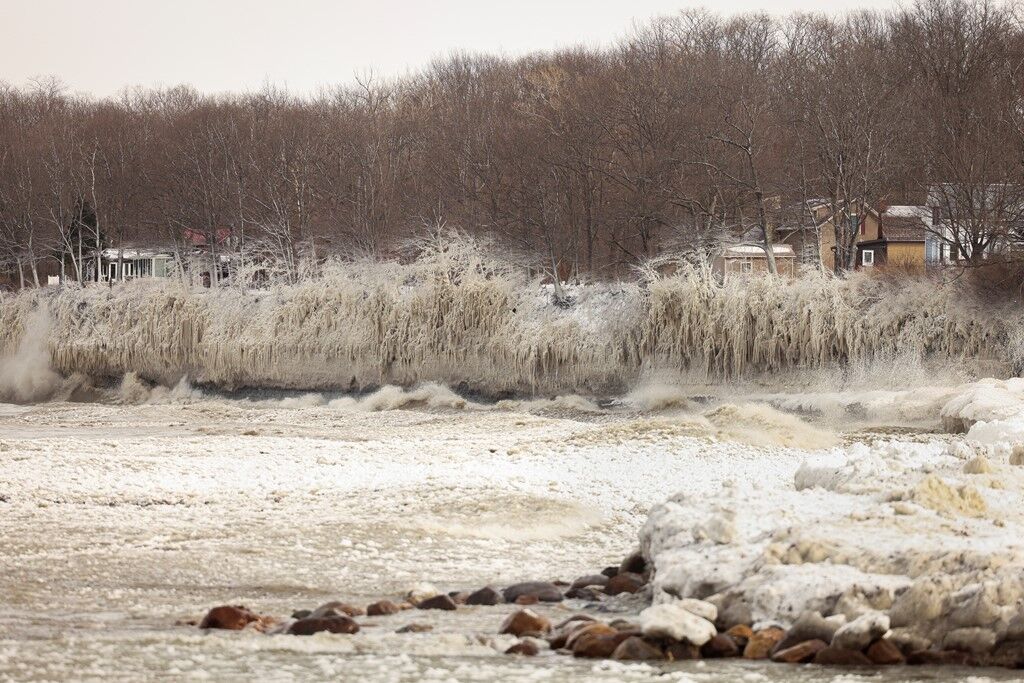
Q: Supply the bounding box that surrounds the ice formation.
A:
[0,247,1020,400]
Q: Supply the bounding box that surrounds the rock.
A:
[889,579,946,626]
[619,551,647,575]
[565,587,604,600]
[555,614,597,630]
[866,639,905,665]
[405,582,439,605]
[604,572,644,595]
[573,631,633,658]
[983,640,1024,668]
[417,594,457,611]
[466,586,503,606]
[290,609,311,620]
[288,616,359,635]
[500,609,552,637]
[700,634,739,658]
[565,622,617,650]
[640,603,716,646]
[548,619,595,649]
[571,574,609,590]
[742,627,785,659]
[887,628,932,655]
[942,627,996,654]
[831,612,890,651]
[906,649,971,665]
[773,611,840,653]
[199,605,261,630]
[448,591,469,605]
[502,582,563,603]
[725,624,754,641]
[506,640,540,656]
[711,595,753,631]
[612,636,664,661]
[310,601,364,618]
[601,566,619,577]
[675,598,717,623]
[665,641,701,660]
[396,623,432,633]
[771,639,828,663]
[812,646,873,666]
[515,595,539,605]
[366,600,401,616]
[1010,444,1024,466]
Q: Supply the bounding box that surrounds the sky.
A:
[3,0,900,98]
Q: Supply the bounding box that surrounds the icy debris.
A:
[830,612,890,650]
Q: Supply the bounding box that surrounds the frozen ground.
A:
[0,383,1022,682]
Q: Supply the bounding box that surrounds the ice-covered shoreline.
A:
[639,377,1024,667]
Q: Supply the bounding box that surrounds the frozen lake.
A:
[0,388,1020,682]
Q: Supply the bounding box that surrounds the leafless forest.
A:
[3,0,1024,288]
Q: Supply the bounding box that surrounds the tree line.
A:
[2,0,1024,288]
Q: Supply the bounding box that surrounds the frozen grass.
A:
[1,239,1020,398]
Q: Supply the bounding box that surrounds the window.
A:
[740,261,753,274]
[862,249,875,267]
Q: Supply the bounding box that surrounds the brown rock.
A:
[502,582,564,603]
[565,587,604,601]
[466,586,503,606]
[506,640,540,656]
[548,617,596,649]
[500,609,552,637]
[366,600,401,617]
[417,594,457,611]
[701,634,740,658]
[601,566,619,577]
[571,574,610,590]
[612,636,664,661]
[604,572,644,596]
[311,601,364,618]
[906,649,971,666]
[199,605,261,630]
[515,595,540,605]
[771,639,828,664]
[573,631,633,658]
[396,623,433,633]
[555,614,597,630]
[812,646,873,666]
[619,551,647,575]
[866,639,905,665]
[566,622,616,649]
[665,641,701,660]
[288,616,360,635]
[743,627,785,659]
[726,624,754,641]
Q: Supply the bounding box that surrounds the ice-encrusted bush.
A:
[0,241,1021,397]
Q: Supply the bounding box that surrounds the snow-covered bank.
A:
[640,377,1024,665]
[1,253,1020,399]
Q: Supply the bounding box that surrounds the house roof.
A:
[880,205,929,242]
[722,244,795,257]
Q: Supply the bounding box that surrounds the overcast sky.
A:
[4,0,899,98]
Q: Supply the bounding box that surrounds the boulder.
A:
[502,582,563,603]
[612,636,664,661]
[865,639,905,665]
[665,641,701,660]
[812,646,873,666]
[604,572,644,595]
[288,616,359,635]
[573,631,633,658]
[743,627,785,659]
[506,640,540,656]
[310,601,364,618]
[500,609,552,637]
[417,594,457,611]
[676,598,718,623]
[366,600,401,616]
[831,612,890,651]
[448,591,469,605]
[199,605,261,630]
[640,603,716,646]
[466,586,503,606]
[571,574,610,590]
[942,627,996,654]
[700,634,739,658]
[566,622,617,650]
[619,551,647,575]
[982,640,1024,668]
[771,639,828,664]
[405,582,439,605]
[773,611,840,653]
[601,566,619,577]
[290,609,311,620]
